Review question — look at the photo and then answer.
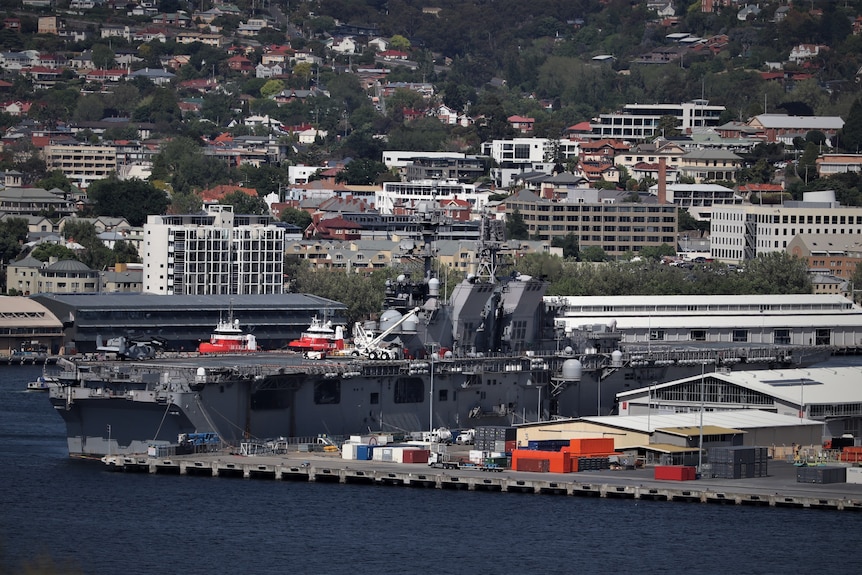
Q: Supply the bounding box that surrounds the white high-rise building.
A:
[142,205,284,295]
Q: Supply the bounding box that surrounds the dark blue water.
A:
[2,364,861,575]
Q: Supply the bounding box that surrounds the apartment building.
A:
[589,99,726,141]
[710,191,862,262]
[42,143,117,189]
[142,205,284,295]
[504,189,678,257]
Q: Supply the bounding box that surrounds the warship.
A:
[46,217,830,458]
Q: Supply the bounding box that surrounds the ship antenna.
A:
[475,210,505,283]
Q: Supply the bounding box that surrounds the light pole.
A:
[698,362,705,474]
[428,352,434,432]
[647,380,656,432]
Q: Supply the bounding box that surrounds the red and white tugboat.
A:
[287,316,345,357]
[198,311,259,354]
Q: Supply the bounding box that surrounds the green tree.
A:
[336,158,389,185]
[580,246,608,262]
[280,207,312,229]
[0,217,28,264]
[389,34,411,51]
[550,233,579,259]
[87,177,170,227]
[739,252,811,294]
[30,243,77,262]
[260,79,285,99]
[151,137,234,195]
[219,191,268,215]
[506,208,529,240]
[36,170,73,194]
[838,98,862,153]
[293,267,387,325]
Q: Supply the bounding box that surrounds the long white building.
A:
[142,205,284,295]
[376,180,488,215]
[547,293,862,351]
[589,99,726,141]
[710,191,862,262]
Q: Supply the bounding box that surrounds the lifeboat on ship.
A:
[288,316,345,353]
[198,316,258,354]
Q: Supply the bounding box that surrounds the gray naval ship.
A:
[46,218,828,458]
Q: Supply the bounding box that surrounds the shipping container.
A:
[568,437,615,455]
[516,458,550,472]
[402,449,429,464]
[796,466,846,484]
[654,466,697,481]
[341,443,358,460]
[846,467,862,485]
[355,444,373,461]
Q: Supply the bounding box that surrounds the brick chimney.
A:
[657,157,667,204]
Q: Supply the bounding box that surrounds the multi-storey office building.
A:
[711,191,862,262]
[504,189,678,257]
[142,205,284,295]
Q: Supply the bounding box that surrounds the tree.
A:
[151,137,234,195]
[36,170,73,194]
[506,208,529,240]
[280,207,312,230]
[389,34,411,52]
[219,191,268,215]
[580,246,608,262]
[30,243,77,262]
[91,43,115,69]
[0,217,28,264]
[293,267,387,325]
[739,252,811,294]
[336,159,389,185]
[550,233,579,259]
[87,177,170,226]
[260,79,285,99]
[838,98,862,153]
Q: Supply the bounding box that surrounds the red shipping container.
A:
[504,440,517,453]
[401,449,429,464]
[654,466,696,481]
[516,458,550,472]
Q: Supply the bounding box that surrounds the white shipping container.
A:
[847,466,862,484]
[341,443,358,460]
[468,449,487,464]
[372,447,394,462]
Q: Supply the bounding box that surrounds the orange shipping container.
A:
[568,438,615,455]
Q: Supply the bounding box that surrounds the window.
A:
[370,392,379,405]
[649,329,665,341]
[690,329,706,341]
[815,328,831,346]
[774,329,790,345]
[732,329,748,342]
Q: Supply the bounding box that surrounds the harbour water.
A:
[2,363,861,575]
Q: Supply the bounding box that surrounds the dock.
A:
[101,451,862,511]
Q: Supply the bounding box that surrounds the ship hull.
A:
[46,347,830,458]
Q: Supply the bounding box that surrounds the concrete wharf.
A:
[101,451,862,512]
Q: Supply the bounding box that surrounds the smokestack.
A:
[657,157,667,204]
